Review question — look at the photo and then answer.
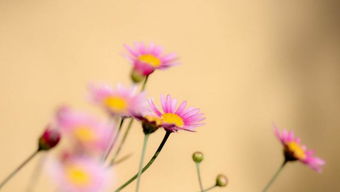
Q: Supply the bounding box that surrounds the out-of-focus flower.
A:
[148,95,204,132]
[38,125,61,151]
[89,84,146,117]
[274,126,325,172]
[134,115,163,134]
[124,43,178,80]
[48,156,112,192]
[56,106,113,155]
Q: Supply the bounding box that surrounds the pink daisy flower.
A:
[56,106,114,155]
[89,83,147,117]
[274,126,325,172]
[48,156,113,192]
[125,42,178,76]
[148,95,204,132]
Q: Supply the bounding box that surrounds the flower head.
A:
[56,106,113,155]
[148,95,204,132]
[89,83,147,117]
[125,43,178,78]
[274,126,325,172]
[48,156,113,192]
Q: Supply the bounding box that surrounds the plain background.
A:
[0,0,339,191]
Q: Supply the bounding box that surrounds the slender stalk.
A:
[110,118,134,166]
[261,160,287,192]
[201,185,217,192]
[26,155,45,192]
[135,134,150,192]
[114,131,171,192]
[109,75,149,165]
[195,163,204,192]
[103,118,125,161]
[141,75,149,91]
[0,149,39,190]
[112,153,132,166]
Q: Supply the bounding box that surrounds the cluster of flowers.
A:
[46,43,206,192]
[0,42,325,192]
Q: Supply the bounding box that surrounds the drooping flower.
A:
[89,84,147,117]
[48,156,113,192]
[148,95,204,132]
[274,126,325,172]
[124,43,178,80]
[56,106,114,155]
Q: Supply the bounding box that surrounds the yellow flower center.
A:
[66,166,91,186]
[74,127,95,142]
[287,142,306,160]
[103,96,128,112]
[161,113,184,127]
[138,54,161,67]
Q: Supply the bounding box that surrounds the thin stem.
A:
[135,134,150,192]
[26,155,45,192]
[261,160,287,192]
[114,131,171,192]
[201,185,217,192]
[110,118,134,166]
[195,163,204,192]
[141,75,149,91]
[103,118,125,161]
[109,74,149,165]
[112,153,133,166]
[0,149,39,190]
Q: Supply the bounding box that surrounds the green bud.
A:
[215,174,228,187]
[130,70,145,84]
[192,151,204,163]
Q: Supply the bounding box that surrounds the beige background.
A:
[0,0,339,191]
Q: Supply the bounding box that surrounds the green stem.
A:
[110,74,149,165]
[141,75,149,91]
[0,149,39,190]
[110,118,134,166]
[201,185,217,192]
[261,160,287,192]
[26,155,45,192]
[104,118,126,161]
[135,134,150,192]
[114,131,172,192]
[196,163,204,192]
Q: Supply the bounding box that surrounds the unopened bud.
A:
[192,151,204,163]
[215,174,228,187]
[38,127,61,151]
[131,70,145,84]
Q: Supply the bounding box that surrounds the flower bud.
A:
[215,174,228,187]
[130,70,145,84]
[192,151,204,163]
[38,126,61,151]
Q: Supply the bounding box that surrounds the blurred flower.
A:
[56,106,113,155]
[124,43,178,78]
[38,125,61,151]
[89,84,147,117]
[149,95,204,132]
[134,115,163,134]
[48,156,112,192]
[274,126,325,172]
